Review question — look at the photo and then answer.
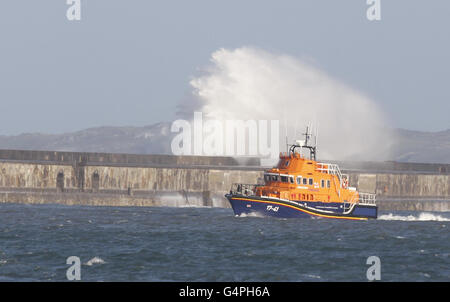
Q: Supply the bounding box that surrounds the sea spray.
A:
[180,47,392,161]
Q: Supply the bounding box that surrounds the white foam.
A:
[304,274,321,279]
[236,212,265,218]
[84,257,106,266]
[178,204,211,208]
[378,212,450,221]
[185,47,392,161]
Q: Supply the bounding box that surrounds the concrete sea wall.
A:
[0,149,449,211]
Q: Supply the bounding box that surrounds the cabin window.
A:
[280,176,289,183]
[327,180,331,188]
[302,178,307,185]
[309,178,313,185]
[285,160,290,167]
[321,180,325,188]
[302,194,306,200]
[289,176,294,184]
[272,175,279,182]
[264,175,270,182]
[297,176,302,185]
[310,194,314,201]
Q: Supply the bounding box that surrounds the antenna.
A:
[303,122,312,146]
[298,122,317,161]
[312,113,318,147]
[289,123,319,161]
[315,122,319,149]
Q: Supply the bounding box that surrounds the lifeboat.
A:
[225,127,377,220]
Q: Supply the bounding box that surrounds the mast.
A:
[289,125,318,161]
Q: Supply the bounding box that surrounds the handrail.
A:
[348,191,376,204]
[317,162,344,187]
[349,191,359,203]
[358,192,376,205]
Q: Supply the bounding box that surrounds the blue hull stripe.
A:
[227,195,377,220]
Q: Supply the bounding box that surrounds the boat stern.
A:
[350,204,378,219]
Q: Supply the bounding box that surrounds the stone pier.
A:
[0,149,449,211]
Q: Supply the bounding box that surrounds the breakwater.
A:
[0,149,449,211]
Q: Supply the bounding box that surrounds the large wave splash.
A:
[182,47,392,161]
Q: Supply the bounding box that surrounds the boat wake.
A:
[178,204,212,208]
[236,212,266,218]
[378,212,450,222]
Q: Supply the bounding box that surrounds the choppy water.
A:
[0,203,449,281]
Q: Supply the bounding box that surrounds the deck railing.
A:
[316,162,346,190]
[358,192,376,205]
[349,191,376,205]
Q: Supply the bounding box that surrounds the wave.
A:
[178,204,212,208]
[304,274,321,280]
[378,212,450,221]
[183,47,392,161]
[236,212,266,218]
[84,257,106,266]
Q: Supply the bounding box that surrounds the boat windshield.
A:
[280,176,289,183]
[264,174,279,182]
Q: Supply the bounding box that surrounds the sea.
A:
[0,203,449,282]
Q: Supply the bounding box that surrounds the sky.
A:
[0,0,449,135]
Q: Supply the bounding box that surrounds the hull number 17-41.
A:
[266,205,279,212]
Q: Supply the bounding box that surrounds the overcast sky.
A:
[0,0,449,135]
